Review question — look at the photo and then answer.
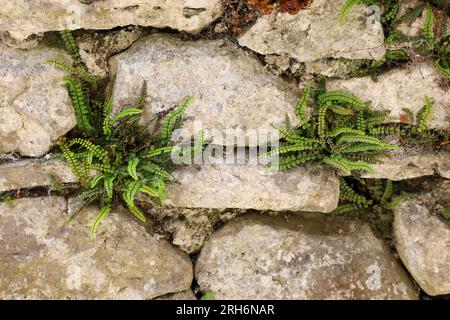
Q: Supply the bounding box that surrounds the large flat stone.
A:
[109,34,300,147]
[0,0,222,40]
[394,181,450,296]
[328,62,450,130]
[0,47,76,157]
[0,197,193,299]
[163,164,339,213]
[0,159,76,192]
[195,214,418,300]
[238,0,385,63]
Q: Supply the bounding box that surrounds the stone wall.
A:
[0,0,449,299]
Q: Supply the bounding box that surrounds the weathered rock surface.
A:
[328,62,450,130]
[0,197,193,299]
[0,0,222,40]
[195,214,418,300]
[156,290,197,300]
[360,146,450,181]
[109,34,300,146]
[0,159,76,192]
[0,48,76,157]
[164,164,339,213]
[238,0,385,63]
[77,26,145,77]
[394,181,450,296]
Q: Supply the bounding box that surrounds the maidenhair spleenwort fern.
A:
[265,85,398,175]
[50,30,194,239]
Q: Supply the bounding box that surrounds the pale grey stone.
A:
[0,159,76,192]
[109,34,301,147]
[0,0,222,40]
[163,164,340,213]
[195,214,418,300]
[0,47,76,157]
[328,62,450,130]
[0,197,193,299]
[394,181,450,296]
[238,0,385,63]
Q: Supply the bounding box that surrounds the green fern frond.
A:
[296,85,310,125]
[339,0,362,24]
[90,204,111,240]
[416,96,433,132]
[140,184,160,197]
[103,176,115,200]
[266,151,323,171]
[144,146,176,159]
[142,163,174,180]
[69,138,109,163]
[112,108,143,123]
[323,155,352,175]
[356,111,366,132]
[435,59,450,80]
[336,134,384,146]
[339,143,398,154]
[60,30,81,64]
[46,59,97,83]
[265,142,321,157]
[128,157,139,180]
[160,96,193,143]
[327,127,365,138]
[63,76,94,134]
[423,4,435,49]
[318,106,328,139]
[380,179,393,204]
[331,203,361,215]
[60,143,85,181]
[135,81,147,109]
[90,174,105,189]
[317,91,367,110]
[339,177,373,207]
[126,203,146,222]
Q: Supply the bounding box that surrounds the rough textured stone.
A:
[394,181,450,296]
[359,143,450,181]
[328,62,450,130]
[0,159,76,192]
[156,290,197,300]
[109,34,300,147]
[195,214,418,300]
[0,0,222,40]
[0,197,193,299]
[164,164,339,213]
[0,47,76,157]
[238,0,385,63]
[77,26,145,77]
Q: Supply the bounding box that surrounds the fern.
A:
[160,96,193,143]
[128,157,139,180]
[63,76,94,135]
[317,91,367,110]
[416,96,433,132]
[340,0,363,24]
[90,204,111,240]
[60,30,81,64]
[336,134,384,146]
[339,177,373,207]
[423,3,436,50]
[295,85,311,125]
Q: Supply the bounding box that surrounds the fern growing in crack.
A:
[49,31,194,239]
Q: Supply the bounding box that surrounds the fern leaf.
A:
[103,176,115,200]
[327,128,365,138]
[331,203,361,215]
[380,179,393,204]
[140,184,160,197]
[296,85,310,125]
[160,96,193,143]
[60,30,81,64]
[128,157,139,180]
[416,96,433,132]
[323,155,351,175]
[336,134,384,146]
[318,106,328,139]
[339,143,398,154]
[63,76,94,134]
[339,0,362,24]
[265,143,320,157]
[69,138,109,164]
[317,91,367,110]
[90,174,105,189]
[90,204,111,240]
[339,177,373,207]
[102,98,113,137]
[266,151,323,171]
[435,59,450,81]
[144,146,176,159]
[135,81,147,109]
[60,143,85,181]
[112,108,143,123]
[142,162,174,180]
[423,4,435,49]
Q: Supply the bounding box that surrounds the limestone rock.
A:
[0,197,193,299]
[0,48,76,157]
[109,34,300,147]
[328,62,450,130]
[360,147,450,181]
[164,164,339,213]
[0,0,222,40]
[394,181,450,296]
[238,0,385,63]
[0,159,76,192]
[76,26,145,77]
[195,214,418,300]
[156,290,197,300]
